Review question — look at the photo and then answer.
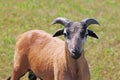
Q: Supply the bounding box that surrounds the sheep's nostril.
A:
[72,49,79,54]
[72,50,76,53]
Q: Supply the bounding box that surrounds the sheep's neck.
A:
[65,46,90,80]
[65,47,80,79]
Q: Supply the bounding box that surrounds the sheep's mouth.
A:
[70,52,81,59]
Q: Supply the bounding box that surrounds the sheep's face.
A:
[63,22,87,59]
[52,18,99,59]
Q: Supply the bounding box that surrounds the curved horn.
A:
[52,17,70,26]
[81,18,100,27]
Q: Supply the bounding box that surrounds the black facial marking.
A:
[80,29,86,38]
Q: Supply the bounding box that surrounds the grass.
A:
[0,0,120,80]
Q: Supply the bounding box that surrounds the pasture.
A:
[0,0,120,80]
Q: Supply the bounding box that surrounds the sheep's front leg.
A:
[54,69,73,80]
[53,61,73,80]
[53,61,65,80]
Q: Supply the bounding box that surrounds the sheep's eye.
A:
[63,32,67,37]
[64,31,70,38]
[85,34,87,37]
[84,29,88,37]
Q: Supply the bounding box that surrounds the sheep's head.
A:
[52,17,99,59]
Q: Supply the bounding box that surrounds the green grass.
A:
[0,0,120,80]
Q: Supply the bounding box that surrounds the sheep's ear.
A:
[87,29,99,39]
[53,28,64,37]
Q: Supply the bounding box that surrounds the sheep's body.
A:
[11,30,90,80]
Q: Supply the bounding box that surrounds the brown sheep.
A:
[8,17,99,80]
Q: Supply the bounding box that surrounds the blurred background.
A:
[0,0,120,80]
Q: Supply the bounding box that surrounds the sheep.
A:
[8,17,99,80]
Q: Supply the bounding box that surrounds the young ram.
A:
[8,17,99,80]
